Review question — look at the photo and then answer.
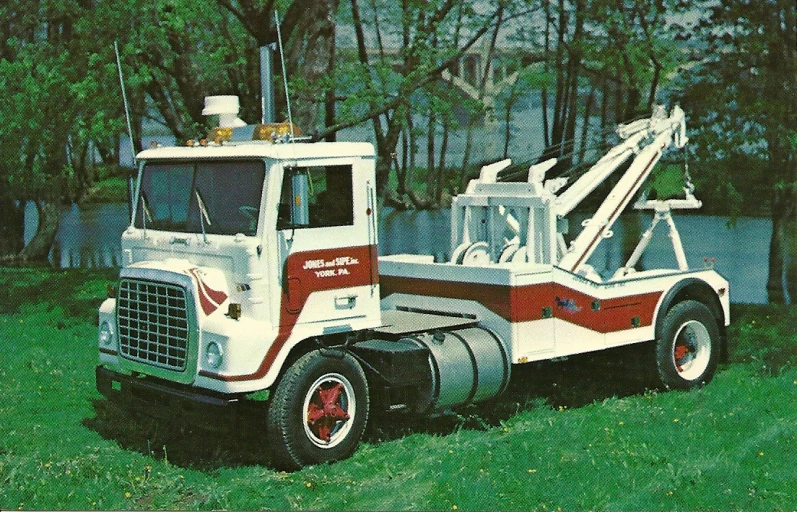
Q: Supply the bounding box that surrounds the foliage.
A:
[0,0,792,298]
[1,268,796,510]
[104,0,261,141]
[0,47,83,202]
[0,0,334,260]
[677,0,796,303]
[328,0,510,204]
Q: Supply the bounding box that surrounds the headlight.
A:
[99,321,113,346]
[206,342,223,368]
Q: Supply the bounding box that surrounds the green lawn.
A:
[1,268,795,510]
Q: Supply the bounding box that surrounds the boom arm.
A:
[556,105,687,273]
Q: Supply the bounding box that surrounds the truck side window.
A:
[278,165,354,229]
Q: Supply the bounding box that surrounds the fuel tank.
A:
[401,326,511,413]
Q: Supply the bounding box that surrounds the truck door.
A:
[276,161,378,328]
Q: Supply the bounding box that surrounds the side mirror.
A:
[289,169,310,227]
[127,174,135,220]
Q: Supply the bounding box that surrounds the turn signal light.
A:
[252,122,302,140]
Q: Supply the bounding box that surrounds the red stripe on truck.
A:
[200,245,377,382]
[380,275,661,334]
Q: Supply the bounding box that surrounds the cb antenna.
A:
[114,40,137,165]
[274,12,295,140]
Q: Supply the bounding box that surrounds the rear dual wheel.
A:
[654,300,720,390]
[267,349,369,470]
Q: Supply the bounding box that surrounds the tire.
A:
[267,349,369,470]
[654,300,720,390]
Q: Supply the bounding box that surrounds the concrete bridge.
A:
[361,41,546,119]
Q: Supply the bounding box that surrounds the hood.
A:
[123,258,230,317]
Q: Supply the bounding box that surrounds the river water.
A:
[25,202,771,304]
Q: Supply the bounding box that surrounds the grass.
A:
[78,165,134,205]
[81,176,130,204]
[1,267,795,510]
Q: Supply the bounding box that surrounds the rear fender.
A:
[655,278,727,362]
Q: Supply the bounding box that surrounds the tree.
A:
[0,1,120,262]
[680,0,796,303]
[213,0,340,130]
[324,0,510,202]
[0,0,346,263]
[533,0,690,170]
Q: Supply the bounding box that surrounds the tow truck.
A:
[95,94,729,469]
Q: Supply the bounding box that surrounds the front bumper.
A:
[95,366,251,427]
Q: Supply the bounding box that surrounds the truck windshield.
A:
[135,160,265,236]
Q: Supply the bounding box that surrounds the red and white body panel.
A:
[379,256,730,364]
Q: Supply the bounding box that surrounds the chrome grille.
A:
[118,279,189,371]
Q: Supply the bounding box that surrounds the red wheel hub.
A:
[674,343,692,372]
[306,382,350,442]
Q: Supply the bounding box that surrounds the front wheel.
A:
[654,300,720,390]
[267,349,369,470]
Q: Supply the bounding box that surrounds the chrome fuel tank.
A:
[402,326,510,412]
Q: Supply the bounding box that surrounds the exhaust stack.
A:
[260,44,276,124]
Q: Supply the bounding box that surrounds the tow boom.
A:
[556,105,688,273]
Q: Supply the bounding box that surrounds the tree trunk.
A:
[767,205,786,304]
[397,122,410,197]
[436,122,449,205]
[0,196,25,260]
[18,201,60,263]
[426,109,437,196]
[786,218,797,303]
[324,33,337,142]
[599,77,609,144]
[647,61,662,110]
[350,0,388,196]
[375,109,405,202]
[456,8,503,192]
[551,0,567,148]
[561,0,584,158]
[404,109,434,209]
[541,0,551,149]
[133,92,145,154]
[503,84,518,159]
[766,163,797,304]
[764,1,796,303]
[285,0,339,130]
[577,85,595,165]
[459,117,477,192]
